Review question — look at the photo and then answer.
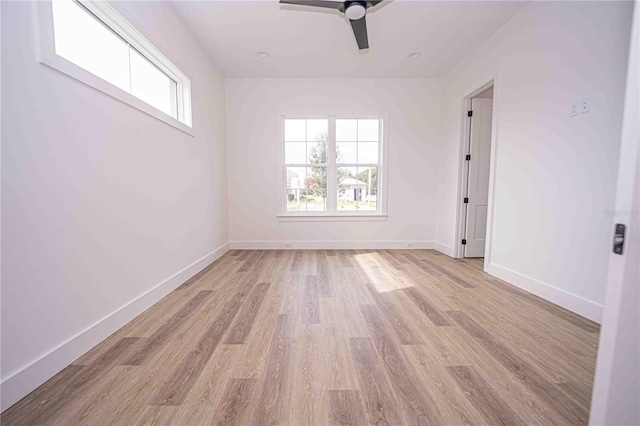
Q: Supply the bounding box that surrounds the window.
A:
[36,0,192,131]
[282,117,385,218]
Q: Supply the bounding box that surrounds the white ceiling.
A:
[171,0,528,78]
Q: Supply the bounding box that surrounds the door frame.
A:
[454,77,500,263]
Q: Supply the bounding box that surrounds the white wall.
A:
[435,1,634,322]
[1,1,228,410]
[225,78,441,249]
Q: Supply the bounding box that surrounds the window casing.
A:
[35,0,192,133]
[280,116,386,219]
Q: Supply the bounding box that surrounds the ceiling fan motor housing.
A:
[345,1,367,20]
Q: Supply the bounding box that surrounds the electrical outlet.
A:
[580,96,591,114]
[284,242,292,249]
[407,243,415,249]
[570,100,580,117]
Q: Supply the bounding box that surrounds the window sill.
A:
[277,214,388,222]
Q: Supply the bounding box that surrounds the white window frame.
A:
[277,114,388,222]
[34,0,193,135]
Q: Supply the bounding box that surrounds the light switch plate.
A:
[570,100,580,117]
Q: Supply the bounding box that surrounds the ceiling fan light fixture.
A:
[345,3,366,20]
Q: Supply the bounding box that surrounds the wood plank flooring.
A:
[1,250,600,425]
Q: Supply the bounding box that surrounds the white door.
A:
[464,97,493,258]
[590,3,639,424]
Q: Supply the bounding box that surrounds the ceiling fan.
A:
[279,0,383,50]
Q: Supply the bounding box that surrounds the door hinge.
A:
[464,197,469,203]
[466,154,471,161]
[613,223,626,255]
[467,110,473,117]
[462,239,467,245]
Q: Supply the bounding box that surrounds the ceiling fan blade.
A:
[279,0,345,12]
[349,16,369,50]
[366,0,384,7]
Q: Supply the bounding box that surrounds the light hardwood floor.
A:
[2,250,600,425]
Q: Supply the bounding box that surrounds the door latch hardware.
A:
[613,223,625,255]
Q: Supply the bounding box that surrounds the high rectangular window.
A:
[38,0,191,130]
[282,117,384,216]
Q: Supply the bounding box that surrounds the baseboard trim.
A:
[434,242,455,257]
[485,262,603,323]
[229,240,435,250]
[0,242,230,412]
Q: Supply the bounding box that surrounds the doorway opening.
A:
[459,84,494,258]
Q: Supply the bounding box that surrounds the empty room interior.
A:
[2,0,639,424]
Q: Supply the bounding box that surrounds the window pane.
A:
[306,166,327,211]
[284,119,306,141]
[130,48,177,118]
[52,0,130,92]
[286,166,327,212]
[306,119,328,142]
[358,142,379,164]
[307,139,328,164]
[357,166,378,211]
[357,119,379,142]
[286,167,306,211]
[337,166,377,211]
[336,119,357,141]
[285,142,306,164]
[336,142,357,164]
[337,167,361,211]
